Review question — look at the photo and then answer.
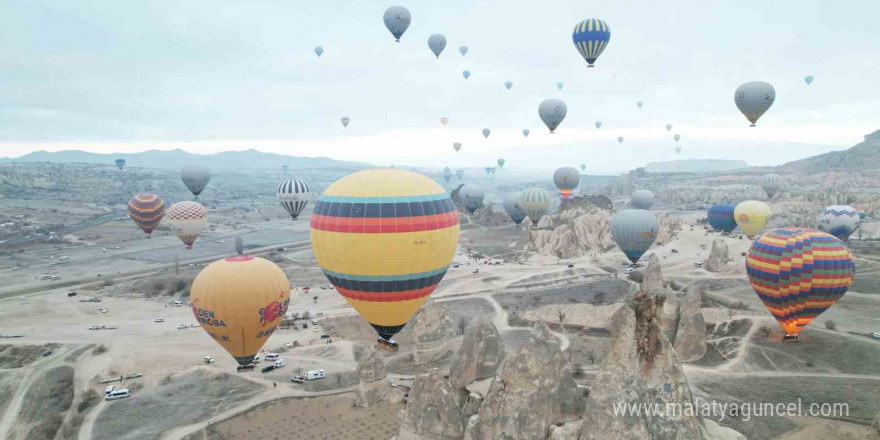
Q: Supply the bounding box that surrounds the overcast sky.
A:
[1,0,878,173]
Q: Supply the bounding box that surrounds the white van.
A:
[273,359,286,368]
[172,301,184,307]
[105,389,130,401]
[307,369,325,380]
[105,385,115,396]
[264,353,280,361]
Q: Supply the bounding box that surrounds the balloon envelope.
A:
[460,185,485,214]
[497,158,505,168]
[761,173,783,197]
[482,128,490,138]
[538,99,567,133]
[442,167,453,183]
[459,46,468,56]
[556,82,564,90]
[674,134,681,142]
[734,200,771,238]
[462,70,470,79]
[572,18,610,67]
[617,137,624,144]
[115,158,126,170]
[804,75,814,85]
[735,81,775,126]
[383,6,411,41]
[440,117,449,126]
[630,189,654,209]
[310,169,459,341]
[675,146,682,154]
[166,201,207,248]
[341,117,350,127]
[522,129,530,137]
[595,121,602,129]
[428,34,447,58]
[277,178,311,220]
[191,256,290,365]
[453,142,461,152]
[747,228,854,336]
[128,194,165,235]
[636,101,643,109]
[519,187,551,224]
[455,169,464,180]
[553,167,580,198]
[503,192,528,226]
[707,203,737,233]
[504,80,513,90]
[314,46,323,57]
[818,205,860,241]
[665,124,672,132]
[181,165,211,197]
[611,209,659,263]
[580,164,586,171]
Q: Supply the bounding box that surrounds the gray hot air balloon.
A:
[482,128,491,138]
[459,46,468,56]
[580,164,586,171]
[665,124,672,132]
[341,117,350,127]
[115,158,126,170]
[556,82,564,90]
[460,185,485,214]
[734,81,776,127]
[553,167,580,198]
[617,136,625,144]
[383,6,411,42]
[675,146,681,154]
[630,189,654,210]
[443,167,453,183]
[503,192,528,226]
[538,98,567,133]
[674,134,681,142]
[453,142,462,152]
[595,121,602,129]
[181,165,211,198]
[522,129,530,137]
[761,173,783,197]
[314,46,324,57]
[455,169,464,180]
[462,70,470,79]
[636,101,643,109]
[611,209,659,263]
[504,81,513,90]
[804,75,814,85]
[497,158,505,168]
[428,34,447,58]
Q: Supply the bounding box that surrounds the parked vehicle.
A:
[261,365,275,373]
[264,353,280,361]
[176,324,188,330]
[105,385,115,396]
[105,389,130,401]
[311,319,319,325]
[89,325,101,330]
[872,333,880,339]
[67,292,78,297]
[291,376,304,383]
[283,341,293,348]
[320,334,330,339]
[306,369,325,380]
[154,318,164,323]
[624,268,635,275]
[694,262,704,268]
[203,356,215,364]
[273,359,286,368]
[172,300,184,307]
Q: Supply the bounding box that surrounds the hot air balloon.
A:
[455,169,464,180]
[554,167,580,198]
[503,192,527,226]
[556,82,564,90]
[482,128,490,138]
[539,99,567,133]
[630,189,654,210]
[497,158,505,168]
[617,136,624,144]
[453,142,461,152]
[735,81,775,127]
[853,204,867,220]
[707,204,737,233]
[675,146,682,154]
[674,134,681,142]
[611,209,659,263]
[504,81,513,90]
[128,194,165,237]
[190,256,290,365]
[459,46,468,56]
[734,200,771,238]
[761,174,783,197]
[484,167,491,176]
[519,187,551,225]
[282,164,289,175]
[383,6,411,42]
[310,169,459,343]
[166,201,207,249]
[440,117,449,126]
[580,164,586,171]
[804,75,814,85]
[522,129,530,137]
[315,46,324,57]
[428,34,447,58]
[636,101,643,109]
[277,178,311,220]
[747,228,854,339]
[443,167,453,183]
[818,205,860,241]
[341,117,350,128]
[595,121,602,129]
[115,158,126,170]
[665,124,672,132]
[460,185,485,214]
[462,70,470,79]
[572,18,610,68]
[181,165,211,198]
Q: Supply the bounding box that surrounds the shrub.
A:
[92,344,107,355]
[824,320,837,331]
[759,326,773,338]
[175,279,187,292]
[102,278,114,287]
[570,362,584,378]
[730,301,751,311]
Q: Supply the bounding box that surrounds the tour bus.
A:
[105,389,130,401]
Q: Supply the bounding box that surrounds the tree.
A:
[591,291,607,306]
[759,326,773,339]
[302,310,310,320]
[824,320,837,331]
[235,237,244,255]
[571,362,584,378]
[586,350,597,365]
[557,309,566,324]
[336,373,343,386]
[457,317,468,335]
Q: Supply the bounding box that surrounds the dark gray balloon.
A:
[503,192,527,225]
[428,34,447,58]
[522,129,529,137]
[314,46,324,57]
[460,185,485,214]
[181,165,211,197]
[734,81,776,127]
[553,167,580,194]
[611,209,659,263]
[341,117,350,127]
[630,189,654,209]
[383,6,411,42]
[459,45,468,56]
[482,128,490,138]
[538,98,567,133]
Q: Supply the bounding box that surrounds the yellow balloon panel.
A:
[734,200,771,238]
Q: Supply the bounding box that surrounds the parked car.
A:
[261,365,276,373]
[320,334,330,339]
[694,262,704,268]
[283,341,293,348]
[67,292,78,297]
[872,333,880,339]
[291,376,304,383]
[176,324,188,330]
[154,318,164,323]
[624,268,635,275]
[89,325,101,330]
[273,359,286,368]
[172,300,184,307]
[203,356,215,364]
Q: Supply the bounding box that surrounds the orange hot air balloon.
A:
[190,256,290,366]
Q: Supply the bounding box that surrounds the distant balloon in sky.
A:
[443,167,453,183]
[462,70,470,79]
[519,187,551,225]
[341,117,350,127]
[314,46,324,57]
[482,128,490,138]
[455,169,464,180]
[383,6,411,42]
[556,82,564,90]
[617,137,624,144]
[595,121,602,129]
[735,81,776,127]
[522,129,530,137]
[804,75,814,85]
[538,99,567,133]
[181,165,211,198]
[128,194,164,237]
[553,167,580,198]
[459,46,468,56]
[440,117,449,126]
[277,178,311,220]
[504,80,513,90]
[460,185,485,214]
[503,192,527,226]
[675,146,682,154]
[818,205,860,241]
[282,164,289,175]
[166,201,207,249]
[572,18,611,68]
[674,134,681,142]
[636,101,643,109]
[115,158,126,170]
[580,164,586,171]
[761,173,783,197]
[665,124,672,132]
[734,200,771,238]
[630,189,654,209]
[428,34,447,58]
[611,209,659,263]
[497,158,505,168]
[453,142,461,152]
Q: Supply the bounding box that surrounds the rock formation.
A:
[704,238,732,272]
[396,369,466,440]
[640,254,664,294]
[449,314,505,390]
[411,301,457,364]
[353,344,399,407]
[673,285,707,363]
[464,323,584,440]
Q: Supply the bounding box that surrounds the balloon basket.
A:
[782,334,800,343]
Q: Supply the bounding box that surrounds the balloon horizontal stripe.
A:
[322,267,448,282]
[310,211,458,233]
[333,284,439,302]
[313,198,455,217]
[318,193,448,204]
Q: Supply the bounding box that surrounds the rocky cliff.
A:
[396,370,467,440]
[449,314,505,390]
[704,238,732,272]
[353,344,402,407]
[411,301,458,364]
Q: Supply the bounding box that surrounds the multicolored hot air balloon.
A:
[497,158,505,168]
[191,256,290,365]
[519,187,551,224]
[166,201,207,249]
[707,203,737,233]
[734,200,771,238]
[315,46,324,57]
[428,34,447,58]
[341,117,350,128]
[611,209,659,264]
[818,205,860,241]
[453,142,461,152]
[747,228,854,338]
[442,167,453,183]
[128,194,165,237]
[181,165,211,198]
[735,81,775,127]
[462,70,470,80]
[761,174,783,197]
[310,169,459,343]
[460,185,485,214]
[539,99,567,133]
[503,192,527,226]
[553,167,580,198]
[383,6,411,42]
[482,128,491,138]
[277,178,311,220]
[572,18,610,68]
[522,129,530,137]
[115,158,126,170]
[455,169,464,180]
[631,189,654,210]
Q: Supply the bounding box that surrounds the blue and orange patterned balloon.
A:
[572,18,611,68]
[746,228,855,337]
[127,194,165,236]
